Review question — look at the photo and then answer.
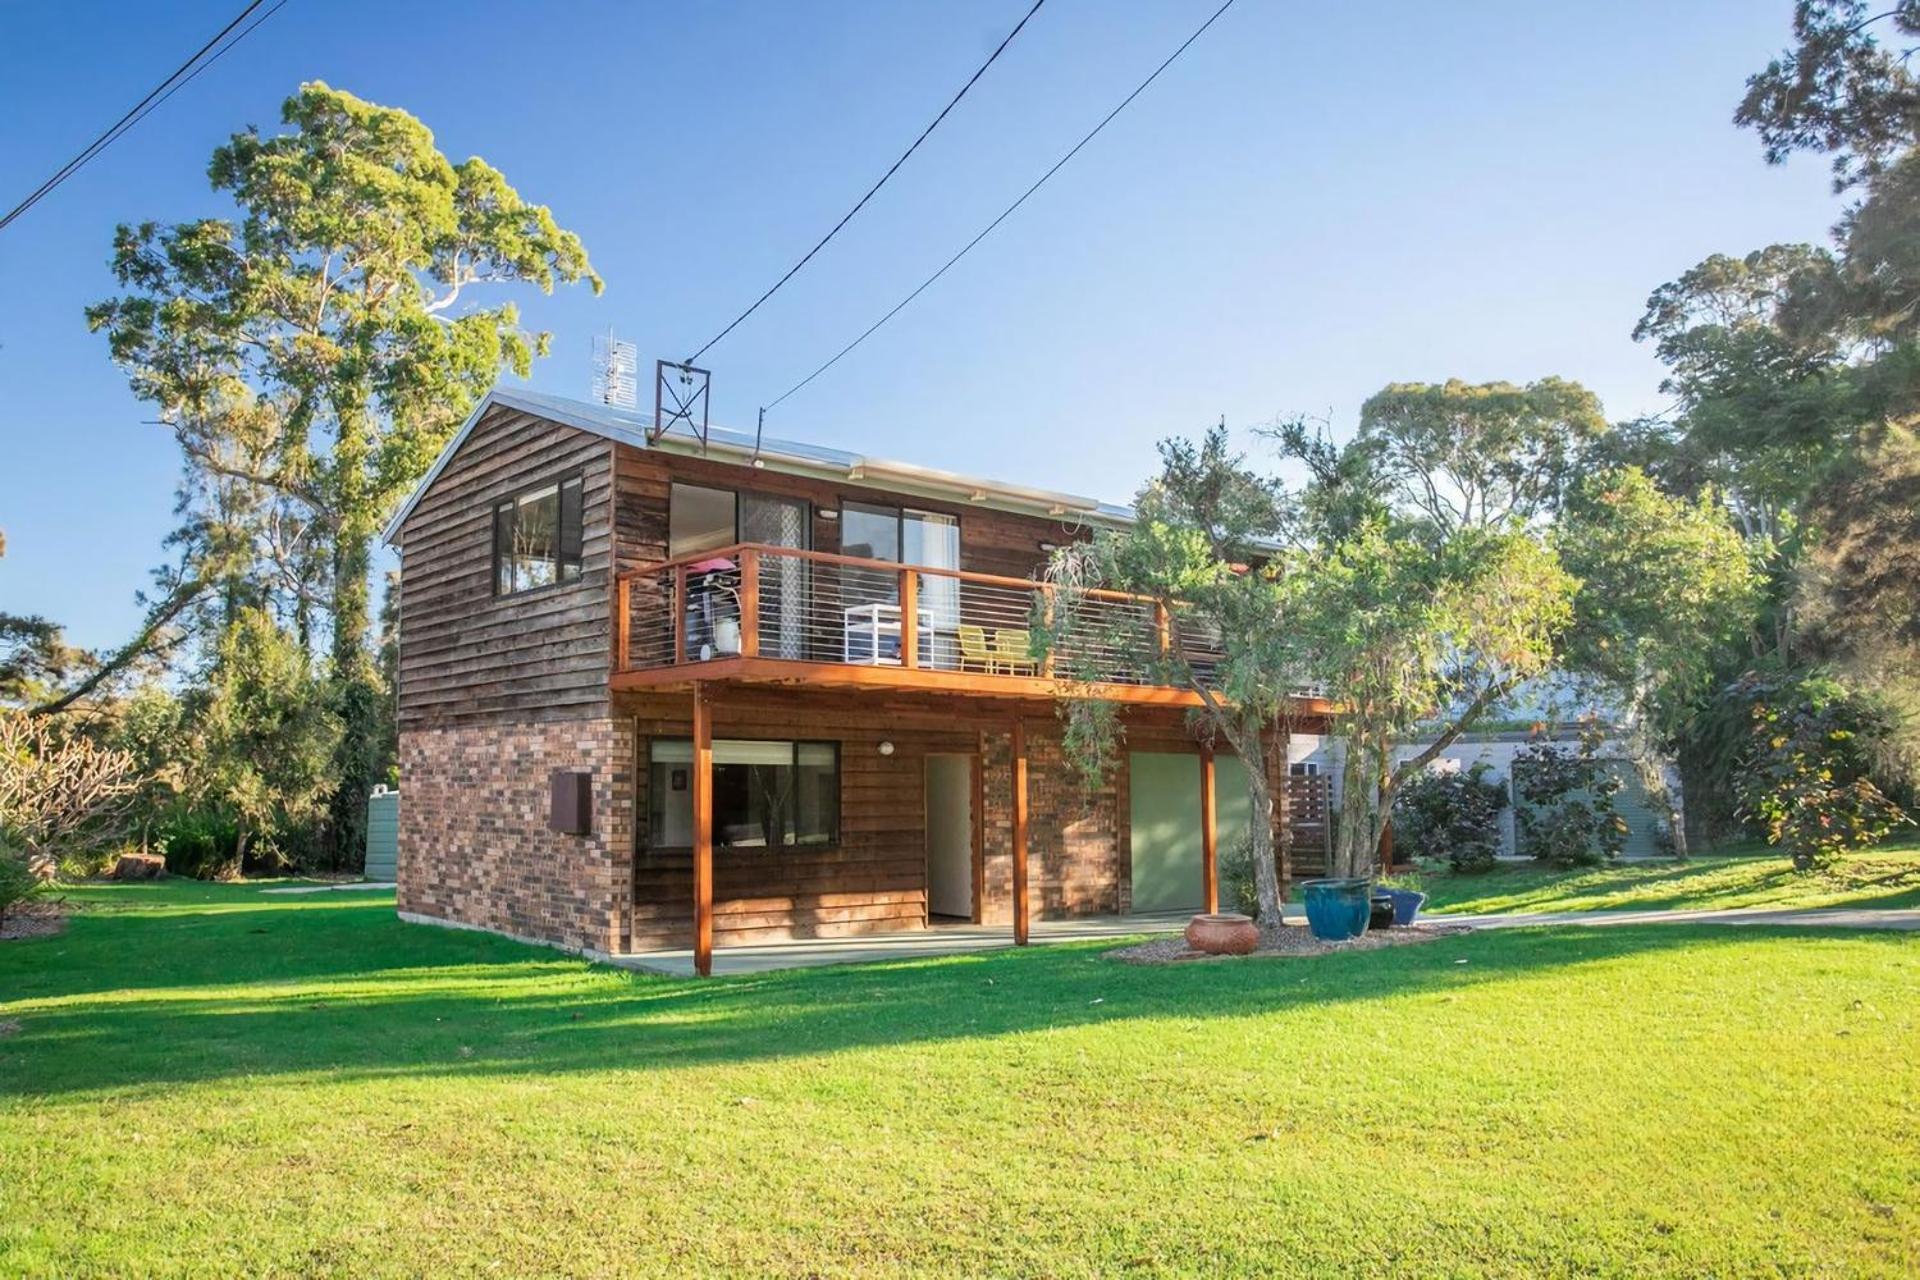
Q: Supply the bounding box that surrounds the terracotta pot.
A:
[1185,912,1259,956]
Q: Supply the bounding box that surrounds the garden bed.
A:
[1106,920,1470,964]
[0,900,67,942]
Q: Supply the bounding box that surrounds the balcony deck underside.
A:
[610,654,1333,716]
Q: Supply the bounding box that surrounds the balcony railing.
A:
[612,542,1227,693]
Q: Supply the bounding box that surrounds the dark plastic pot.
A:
[1368,893,1396,931]
[1380,887,1426,927]
[1300,878,1373,941]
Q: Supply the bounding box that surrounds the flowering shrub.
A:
[1393,761,1507,872]
[1513,724,1628,868]
[1736,675,1911,871]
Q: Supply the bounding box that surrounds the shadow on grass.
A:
[5,884,1911,1100]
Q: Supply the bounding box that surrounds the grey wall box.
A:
[364,788,399,881]
[549,770,592,835]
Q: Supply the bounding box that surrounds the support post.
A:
[611,571,630,673]
[738,549,760,658]
[1011,716,1030,946]
[672,565,688,666]
[899,566,918,670]
[691,681,713,977]
[1200,747,1218,914]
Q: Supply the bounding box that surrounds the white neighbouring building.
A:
[1286,729,1672,860]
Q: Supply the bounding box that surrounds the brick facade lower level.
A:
[398,717,634,955]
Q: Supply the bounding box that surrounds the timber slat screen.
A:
[612,542,1230,694]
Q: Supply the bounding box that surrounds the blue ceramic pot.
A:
[1300,877,1372,941]
[1380,887,1426,927]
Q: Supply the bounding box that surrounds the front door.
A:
[926,754,974,919]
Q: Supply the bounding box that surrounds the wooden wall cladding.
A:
[610,443,1093,578]
[395,409,615,729]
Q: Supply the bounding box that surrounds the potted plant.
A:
[1299,877,1372,941]
[1376,872,1426,926]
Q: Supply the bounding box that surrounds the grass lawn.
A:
[3,882,1916,1277]
[1417,835,1920,917]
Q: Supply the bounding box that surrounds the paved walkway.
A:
[613,903,1917,978]
[1424,905,1920,931]
[615,911,1195,977]
[261,881,397,895]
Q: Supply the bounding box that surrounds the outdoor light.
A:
[878,741,895,757]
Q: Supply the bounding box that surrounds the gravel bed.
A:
[1107,921,1472,964]
[0,900,68,942]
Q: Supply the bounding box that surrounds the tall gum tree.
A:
[1040,429,1306,937]
[88,82,602,864]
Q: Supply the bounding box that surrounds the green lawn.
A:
[3,882,1916,1277]
[1417,837,1920,917]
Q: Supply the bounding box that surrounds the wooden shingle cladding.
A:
[393,407,616,729]
[610,442,1086,578]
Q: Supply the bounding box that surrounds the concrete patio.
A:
[613,910,1195,977]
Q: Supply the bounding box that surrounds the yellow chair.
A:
[958,625,999,673]
[993,628,1039,676]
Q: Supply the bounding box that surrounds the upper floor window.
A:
[1289,761,1322,777]
[493,474,583,595]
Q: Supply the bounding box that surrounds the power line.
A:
[765,0,1240,412]
[685,0,1047,364]
[0,0,291,235]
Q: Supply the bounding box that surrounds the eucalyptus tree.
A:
[1554,468,1762,857]
[1355,378,1609,533]
[88,82,601,862]
[1041,428,1305,934]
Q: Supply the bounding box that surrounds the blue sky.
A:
[0,0,1841,652]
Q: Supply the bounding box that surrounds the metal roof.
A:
[382,384,1136,545]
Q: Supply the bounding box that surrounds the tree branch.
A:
[28,571,210,716]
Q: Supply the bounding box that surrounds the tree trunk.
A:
[1273,716,1293,897]
[326,406,379,874]
[1333,730,1381,879]
[1234,714,1285,943]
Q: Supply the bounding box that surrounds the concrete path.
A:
[615,904,1917,978]
[616,911,1195,977]
[261,881,397,895]
[1422,905,1920,931]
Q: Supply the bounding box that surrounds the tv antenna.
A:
[591,330,639,409]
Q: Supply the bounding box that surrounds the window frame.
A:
[643,736,842,854]
[838,501,959,566]
[491,470,586,598]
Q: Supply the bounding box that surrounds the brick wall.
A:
[398,717,634,955]
[980,723,1128,923]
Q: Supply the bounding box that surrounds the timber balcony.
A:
[610,542,1234,704]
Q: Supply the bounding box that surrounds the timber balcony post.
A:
[691,681,713,977]
[1012,716,1030,946]
[1201,746,1218,915]
[899,566,918,670]
[1040,585,1056,678]
[611,571,630,673]
[672,565,688,666]
[739,548,760,659]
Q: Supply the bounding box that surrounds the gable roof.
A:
[382,385,1137,545]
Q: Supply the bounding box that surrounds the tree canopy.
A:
[85,81,602,864]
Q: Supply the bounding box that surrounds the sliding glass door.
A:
[741,494,808,659]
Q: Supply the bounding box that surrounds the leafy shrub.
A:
[1392,762,1507,872]
[0,844,47,927]
[1218,833,1262,918]
[1513,724,1628,868]
[1735,673,1912,871]
[156,807,244,881]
